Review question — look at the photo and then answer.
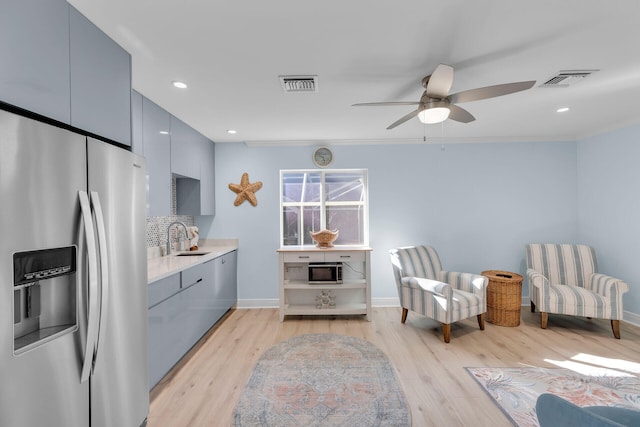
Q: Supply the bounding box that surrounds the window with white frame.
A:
[280,169,369,247]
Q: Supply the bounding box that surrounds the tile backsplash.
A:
[145,176,195,248]
[146,215,194,248]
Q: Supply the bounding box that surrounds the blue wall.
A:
[577,123,640,318]
[197,139,579,305]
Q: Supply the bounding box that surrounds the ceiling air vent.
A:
[279,75,318,93]
[540,70,598,87]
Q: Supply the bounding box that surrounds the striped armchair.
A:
[389,245,487,343]
[525,243,629,338]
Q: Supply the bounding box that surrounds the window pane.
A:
[282,172,321,203]
[282,173,304,203]
[302,206,321,245]
[282,206,323,245]
[325,172,364,202]
[282,206,301,245]
[327,205,364,245]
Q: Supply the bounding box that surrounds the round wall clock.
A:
[312,146,334,168]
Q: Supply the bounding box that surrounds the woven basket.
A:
[310,229,339,248]
[481,270,523,327]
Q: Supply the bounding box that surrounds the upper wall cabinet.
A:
[134,91,215,217]
[172,115,215,216]
[0,1,132,146]
[0,0,71,123]
[170,116,204,179]
[131,90,144,155]
[200,138,215,216]
[175,137,215,216]
[69,6,132,146]
[143,97,172,217]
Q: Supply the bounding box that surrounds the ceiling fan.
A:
[353,64,536,129]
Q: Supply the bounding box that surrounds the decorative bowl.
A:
[310,229,339,248]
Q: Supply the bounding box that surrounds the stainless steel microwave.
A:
[308,262,343,284]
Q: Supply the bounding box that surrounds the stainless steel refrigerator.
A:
[0,109,149,426]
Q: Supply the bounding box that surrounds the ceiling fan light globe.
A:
[418,107,450,124]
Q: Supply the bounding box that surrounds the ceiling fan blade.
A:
[387,109,421,129]
[447,104,475,123]
[449,80,536,104]
[352,101,420,107]
[425,64,454,99]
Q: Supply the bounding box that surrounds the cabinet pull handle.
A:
[298,256,310,259]
[340,255,351,259]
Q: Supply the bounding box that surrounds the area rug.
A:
[467,367,640,427]
[233,334,411,426]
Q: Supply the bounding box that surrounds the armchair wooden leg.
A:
[611,320,621,339]
[530,301,536,313]
[541,312,548,329]
[477,313,485,330]
[442,323,451,343]
[401,307,408,324]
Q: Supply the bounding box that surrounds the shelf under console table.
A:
[277,246,372,322]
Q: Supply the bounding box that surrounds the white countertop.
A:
[147,240,238,284]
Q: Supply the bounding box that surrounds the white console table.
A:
[277,246,372,322]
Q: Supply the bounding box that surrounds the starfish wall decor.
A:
[228,172,263,206]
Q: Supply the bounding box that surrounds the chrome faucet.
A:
[166,221,191,255]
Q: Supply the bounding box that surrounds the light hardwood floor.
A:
[149,308,640,426]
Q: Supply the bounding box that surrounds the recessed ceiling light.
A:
[557,107,570,113]
[226,129,237,134]
[172,81,188,89]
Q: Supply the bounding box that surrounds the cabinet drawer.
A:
[324,252,365,262]
[283,252,324,263]
[181,262,206,289]
[148,274,180,308]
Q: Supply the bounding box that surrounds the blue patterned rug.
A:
[467,366,640,427]
[233,334,411,426]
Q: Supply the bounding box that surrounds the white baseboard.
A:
[237,297,401,309]
[236,297,640,327]
[373,297,400,307]
[237,299,279,309]
[624,310,640,327]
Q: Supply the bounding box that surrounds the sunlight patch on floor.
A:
[544,353,640,377]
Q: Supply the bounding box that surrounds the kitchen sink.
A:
[175,252,210,256]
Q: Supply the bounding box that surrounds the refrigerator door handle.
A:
[79,191,100,383]
[90,191,109,372]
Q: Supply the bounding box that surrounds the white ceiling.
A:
[68,0,640,145]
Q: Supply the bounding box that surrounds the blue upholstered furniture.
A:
[536,393,640,427]
[389,245,487,343]
[525,244,629,339]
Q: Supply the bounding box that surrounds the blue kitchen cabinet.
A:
[69,6,132,146]
[178,262,210,356]
[131,90,144,155]
[175,131,216,216]
[0,0,71,123]
[142,97,172,217]
[147,274,183,388]
[0,1,133,146]
[170,116,202,179]
[147,252,237,389]
[215,251,238,316]
[172,114,216,216]
[200,137,216,216]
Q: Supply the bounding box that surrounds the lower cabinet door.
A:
[213,251,237,315]
[147,294,183,389]
[179,276,214,351]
